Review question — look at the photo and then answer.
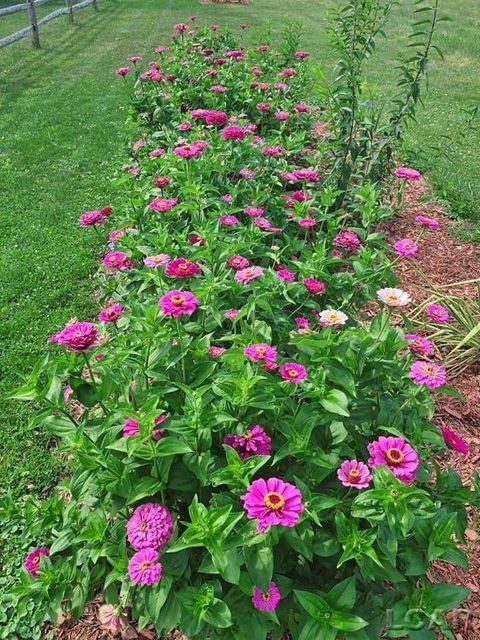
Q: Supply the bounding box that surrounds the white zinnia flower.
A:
[318,309,348,327]
[377,287,411,307]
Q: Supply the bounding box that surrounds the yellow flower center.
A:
[244,430,253,440]
[286,368,298,378]
[263,491,285,511]
[421,364,436,376]
[171,295,185,305]
[261,593,270,601]
[347,469,360,483]
[140,560,152,570]
[255,346,266,356]
[386,448,404,465]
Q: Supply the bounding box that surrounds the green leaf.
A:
[126,476,162,505]
[320,390,350,417]
[295,590,332,622]
[204,599,233,628]
[327,577,356,611]
[329,610,368,632]
[244,543,273,592]
[155,436,193,457]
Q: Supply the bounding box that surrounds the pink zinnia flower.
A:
[224,424,271,460]
[149,197,178,213]
[241,477,303,533]
[393,238,418,258]
[244,343,277,368]
[173,142,207,159]
[49,321,99,352]
[128,548,162,585]
[98,303,123,323]
[277,268,295,282]
[275,111,289,121]
[149,148,165,158]
[98,605,125,633]
[224,308,239,320]
[243,206,264,217]
[257,44,270,53]
[109,227,128,242]
[262,145,285,157]
[279,362,307,383]
[415,215,440,230]
[404,333,434,356]
[252,582,281,612]
[116,66,130,77]
[24,547,49,578]
[395,166,422,181]
[303,277,325,295]
[294,317,310,331]
[221,194,234,204]
[293,167,318,182]
[279,67,296,78]
[79,210,105,227]
[275,82,287,91]
[211,84,227,93]
[205,110,229,126]
[221,125,245,140]
[102,251,133,270]
[227,255,249,270]
[159,290,198,317]
[257,102,270,112]
[165,258,199,278]
[126,503,173,551]
[368,436,419,483]
[440,426,468,455]
[219,214,239,226]
[239,167,256,180]
[425,303,450,324]
[177,121,192,132]
[333,230,361,253]
[209,346,226,358]
[127,55,142,64]
[154,175,170,188]
[409,360,447,390]
[299,218,316,228]
[188,234,204,245]
[294,102,310,113]
[337,460,371,489]
[235,266,263,284]
[144,254,169,268]
[295,50,309,59]
[174,23,188,32]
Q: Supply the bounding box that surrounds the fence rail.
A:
[0,0,98,49]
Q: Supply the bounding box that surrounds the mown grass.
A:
[0,0,478,503]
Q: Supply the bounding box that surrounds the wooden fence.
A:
[0,0,98,49]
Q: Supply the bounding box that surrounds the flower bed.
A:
[11,20,478,640]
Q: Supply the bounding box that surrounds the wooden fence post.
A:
[66,0,74,23]
[27,0,40,47]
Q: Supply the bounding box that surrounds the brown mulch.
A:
[49,180,479,640]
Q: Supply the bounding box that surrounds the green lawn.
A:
[0,0,479,503]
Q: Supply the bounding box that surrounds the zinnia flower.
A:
[404,333,434,356]
[243,206,264,217]
[252,582,281,612]
[368,436,419,483]
[409,361,447,390]
[440,426,468,455]
[303,277,325,294]
[221,125,245,141]
[98,604,125,633]
[415,215,440,230]
[49,321,99,352]
[377,288,411,307]
[277,269,295,282]
[425,303,450,324]
[337,460,371,489]
[116,66,130,77]
[149,197,178,213]
[235,266,263,284]
[224,425,271,460]
[241,477,303,533]
[159,290,198,317]
[333,230,361,253]
[79,210,105,227]
[144,254,169,268]
[317,309,348,328]
[393,238,418,258]
[219,215,239,226]
[209,346,226,358]
[244,343,277,368]
[126,503,173,551]
[224,308,239,320]
[98,303,123,323]
[24,547,49,577]
[128,548,162,585]
[103,251,133,271]
[227,255,249,270]
[165,258,200,278]
[279,362,307,383]
[395,166,422,181]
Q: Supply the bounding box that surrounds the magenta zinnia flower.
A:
[221,125,245,141]
[128,548,162,585]
[415,215,440,230]
[368,436,419,483]
[392,238,418,258]
[440,426,468,455]
[149,197,178,213]
[224,425,271,460]
[409,360,447,390]
[241,477,303,533]
[165,258,199,278]
[425,303,450,324]
[303,277,325,294]
[252,582,281,612]
[208,346,226,358]
[337,460,371,489]
[333,230,361,253]
[227,255,249,270]
[235,266,263,285]
[219,215,239,226]
[49,321,99,352]
[126,503,173,551]
[24,547,49,577]
[244,343,277,368]
[98,303,123,323]
[394,166,422,181]
[159,290,198,317]
[279,362,307,383]
[404,333,434,356]
[103,251,133,271]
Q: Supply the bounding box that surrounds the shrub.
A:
[9,20,479,640]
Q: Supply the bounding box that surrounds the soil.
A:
[45,180,480,640]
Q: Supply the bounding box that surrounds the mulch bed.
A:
[46,181,479,639]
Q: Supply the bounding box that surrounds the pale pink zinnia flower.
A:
[368,436,419,483]
[224,424,271,460]
[440,426,468,455]
[252,582,281,612]
[144,254,169,268]
[241,477,303,533]
[393,238,418,258]
[409,360,447,390]
[128,548,162,585]
[98,604,125,633]
[337,460,371,489]
[425,303,450,324]
[24,547,49,577]
[126,503,173,551]
[377,288,411,307]
[235,266,263,284]
[159,290,198,317]
[224,308,239,320]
